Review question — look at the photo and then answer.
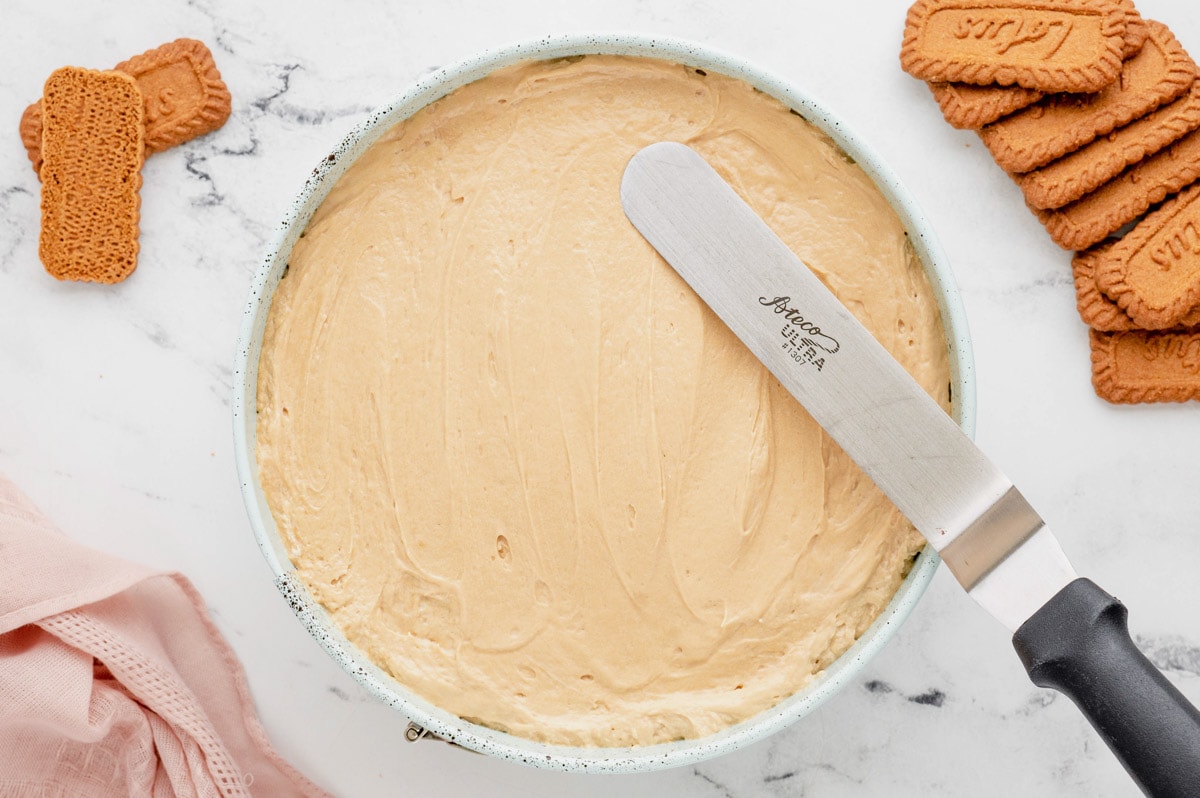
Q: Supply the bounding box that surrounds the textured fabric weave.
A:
[0,476,329,796]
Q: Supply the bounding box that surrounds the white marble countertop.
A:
[3,1,1198,795]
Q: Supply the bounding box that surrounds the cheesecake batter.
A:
[257,55,951,747]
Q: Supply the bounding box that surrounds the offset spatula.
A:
[621,142,1200,796]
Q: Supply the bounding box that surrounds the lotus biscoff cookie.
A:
[1074,244,1200,331]
[1091,181,1200,328]
[980,21,1197,173]
[929,81,1044,129]
[1091,329,1200,403]
[1018,81,1200,210]
[38,68,145,283]
[18,103,40,169]
[924,0,1148,130]
[900,0,1128,93]
[114,38,230,152]
[1111,0,1149,59]
[1075,244,1137,331]
[20,38,230,173]
[1037,125,1200,250]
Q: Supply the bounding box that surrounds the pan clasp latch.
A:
[404,722,431,742]
[404,722,478,753]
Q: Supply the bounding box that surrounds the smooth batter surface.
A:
[257,55,950,747]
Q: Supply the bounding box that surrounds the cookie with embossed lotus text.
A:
[1091,329,1200,403]
[1090,181,1200,328]
[1074,243,1200,331]
[901,0,1128,93]
[980,20,1196,173]
[39,68,145,283]
[925,0,1148,130]
[21,38,230,173]
[1019,80,1200,210]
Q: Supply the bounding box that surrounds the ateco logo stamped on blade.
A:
[757,295,839,372]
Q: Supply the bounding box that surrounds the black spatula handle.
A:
[1012,578,1200,797]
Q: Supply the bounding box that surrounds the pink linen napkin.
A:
[0,476,330,796]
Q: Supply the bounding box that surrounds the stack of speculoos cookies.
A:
[21,39,231,285]
[901,0,1200,404]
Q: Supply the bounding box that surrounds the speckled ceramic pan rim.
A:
[233,33,977,773]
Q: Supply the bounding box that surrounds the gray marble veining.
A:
[2,1,1196,796]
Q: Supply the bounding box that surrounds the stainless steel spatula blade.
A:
[620,141,1200,796]
[621,141,1072,628]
